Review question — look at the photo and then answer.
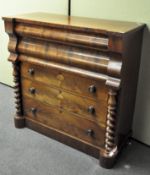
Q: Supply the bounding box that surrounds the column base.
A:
[99,147,118,169]
[14,116,25,128]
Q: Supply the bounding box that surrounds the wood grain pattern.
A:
[3,12,144,34]
[21,60,108,101]
[23,97,105,147]
[15,23,109,50]
[17,37,110,73]
[21,78,107,126]
[3,13,145,169]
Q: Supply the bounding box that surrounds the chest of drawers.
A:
[3,13,145,168]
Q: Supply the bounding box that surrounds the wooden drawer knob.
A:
[86,129,94,136]
[88,85,96,93]
[28,68,34,75]
[31,108,37,115]
[88,106,95,114]
[29,87,36,94]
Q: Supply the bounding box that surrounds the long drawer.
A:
[21,78,107,126]
[20,61,108,101]
[23,97,105,147]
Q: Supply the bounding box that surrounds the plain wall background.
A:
[0,0,149,145]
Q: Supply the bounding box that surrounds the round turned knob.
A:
[28,68,34,75]
[29,87,36,94]
[88,85,96,93]
[88,106,95,114]
[86,129,94,136]
[31,108,37,115]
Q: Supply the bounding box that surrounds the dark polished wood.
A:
[21,78,107,126]
[23,96,105,147]
[3,12,145,169]
[20,60,108,101]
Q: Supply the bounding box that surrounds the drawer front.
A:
[21,78,107,126]
[21,61,108,101]
[23,97,105,147]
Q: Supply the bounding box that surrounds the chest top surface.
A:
[3,12,144,34]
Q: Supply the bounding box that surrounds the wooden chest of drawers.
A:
[3,13,145,168]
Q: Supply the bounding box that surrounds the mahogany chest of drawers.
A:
[3,13,145,168]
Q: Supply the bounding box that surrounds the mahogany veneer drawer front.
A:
[23,97,105,147]
[3,13,145,168]
[21,78,107,126]
[20,60,108,101]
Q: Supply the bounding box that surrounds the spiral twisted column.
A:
[13,61,22,115]
[13,61,25,128]
[105,89,117,153]
[100,85,119,168]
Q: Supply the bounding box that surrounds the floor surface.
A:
[0,84,150,175]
